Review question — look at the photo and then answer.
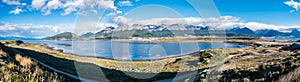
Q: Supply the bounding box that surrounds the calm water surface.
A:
[266,37,300,41]
[24,40,247,60]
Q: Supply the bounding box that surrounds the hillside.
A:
[44,32,81,40]
[80,32,94,38]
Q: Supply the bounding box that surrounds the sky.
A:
[0,0,300,38]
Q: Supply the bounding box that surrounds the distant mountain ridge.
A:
[95,26,115,37]
[80,32,94,38]
[227,27,255,35]
[45,25,300,40]
[291,29,300,37]
[255,29,290,37]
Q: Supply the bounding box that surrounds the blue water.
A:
[266,37,300,41]
[24,40,247,60]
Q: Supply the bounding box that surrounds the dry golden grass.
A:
[278,67,300,82]
[0,45,76,82]
[15,54,34,68]
[19,57,33,68]
[15,54,22,62]
[7,63,15,69]
[216,46,300,82]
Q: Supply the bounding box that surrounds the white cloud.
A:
[95,0,116,9]
[118,1,133,6]
[61,0,84,16]
[110,16,300,32]
[106,10,122,16]
[107,12,117,16]
[3,0,117,16]
[243,22,300,31]
[0,23,73,38]
[111,16,132,25]
[31,0,46,9]
[129,16,240,27]
[9,7,24,15]
[284,0,300,12]
[90,10,97,14]
[117,10,122,14]
[2,0,26,6]
[60,0,116,15]
[42,0,62,15]
[29,0,117,15]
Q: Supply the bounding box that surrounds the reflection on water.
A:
[24,40,248,60]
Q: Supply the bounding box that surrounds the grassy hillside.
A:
[44,32,81,40]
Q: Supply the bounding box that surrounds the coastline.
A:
[23,38,249,61]
[1,40,206,80]
[18,37,294,62]
[1,38,300,81]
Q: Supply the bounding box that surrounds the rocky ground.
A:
[195,42,300,82]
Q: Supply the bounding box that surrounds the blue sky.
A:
[0,0,300,37]
[215,0,300,26]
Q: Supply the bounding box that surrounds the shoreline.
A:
[2,40,200,71]
[2,39,300,81]
[7,38,295,62]
[23,39,250,61]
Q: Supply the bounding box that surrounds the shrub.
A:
[15,54,22,62]
[19,57,33,68]
[15,54,34,68]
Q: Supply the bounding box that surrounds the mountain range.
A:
[45,24,300,40]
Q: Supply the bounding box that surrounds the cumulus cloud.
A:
[111,16,132,25]
[106,10,122,16]
[284,0,300,13]
[2,0,26,6]
[60,0,84,15]
[31,0,46,9]
[111,16,300,32]
[60,0,116,15]
[29,0,117,15]
[243,22,300,31]
[3,0,27,14]
[116,10,122,14]
[0,23,73,38]
[118,1,133,6]
[106,12,117,16]
[9,7,24,15]
[116,16,240,27]
[3,0,117,16]
[95,0,116,9]
[42,0,62,15]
